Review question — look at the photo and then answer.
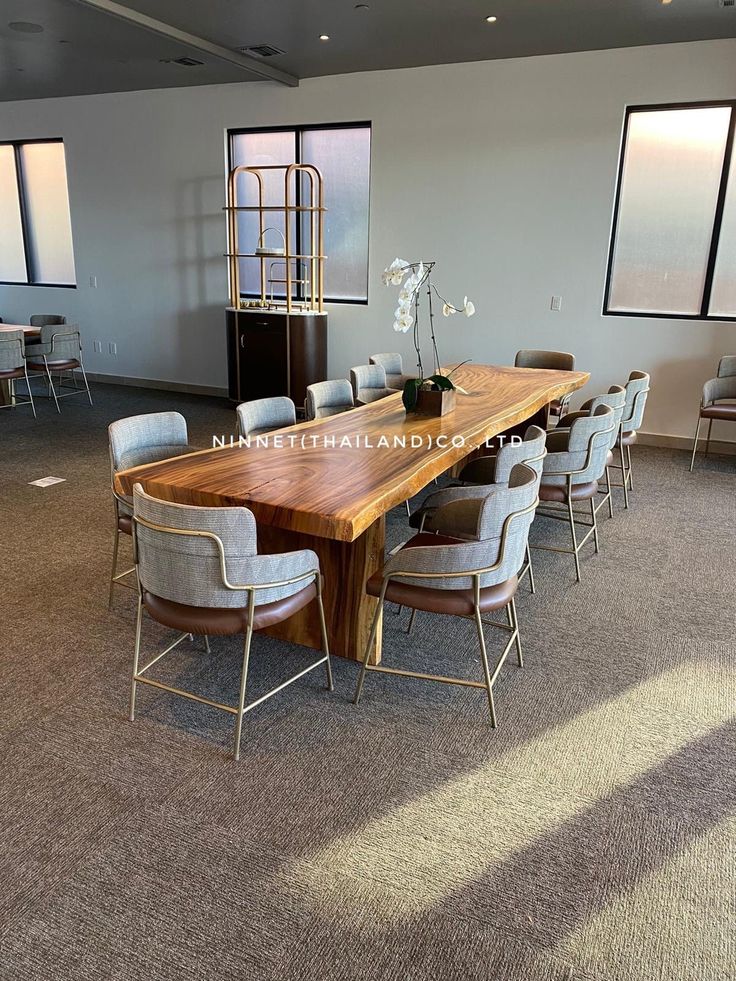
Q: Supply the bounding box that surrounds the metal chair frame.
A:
[0,334,36,418]
[108,489,137,608]
[28,329,93,413]
[354,496,539,727]
[531,421,615,582]
[131,515,333,760]
[605,385,649,508]
[689,390,736,473]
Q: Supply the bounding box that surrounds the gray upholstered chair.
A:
[349,363,400,406]
[369,353,413,390]
[609,370,650,507]
[515,349,576,424]
[236,396,296,438]
[24,323,92,412]
[558,385,626,519]
[29,314,66,328]
[410,424,547,594]
[108,411,198,608]
[0,330,36,418]
[305,379,354,420]
[130,483,332,760]
[532,404,615,582]
[354,463,541,726]
[689,356,736,472]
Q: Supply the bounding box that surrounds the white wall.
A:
[1,39,735,439]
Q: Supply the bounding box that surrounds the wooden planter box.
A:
[414,387,456,417]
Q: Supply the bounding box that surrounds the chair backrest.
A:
[581,385,626,449]
[39,323,81,361]
[133,484,318,609]
[236,396,296,437]
[494,425,547,482]
[717,356,736,379]
[370,352,404,388]
[350,363,389,402]
[305,379,354,420]
[620,370,650,432]
[515,349,575,372]
[30,314,66,328]
[109,411,189,475]
[385,463,540,591]
[544,404,614,485]
[0,331,25,372]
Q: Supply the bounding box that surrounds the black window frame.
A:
[603,100,736,323]
[227,121,371,306]
[0,137,77,290]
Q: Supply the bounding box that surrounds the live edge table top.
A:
[115,363,588,543]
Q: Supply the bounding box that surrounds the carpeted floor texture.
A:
[1,382,734,981]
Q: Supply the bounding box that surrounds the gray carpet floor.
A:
[1,382,734,981]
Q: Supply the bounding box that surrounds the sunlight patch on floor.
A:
[290,660,734,918]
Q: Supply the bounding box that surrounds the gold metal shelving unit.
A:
[225,163,326,312]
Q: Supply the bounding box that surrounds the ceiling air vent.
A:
[719,0,735,8]
[172,56,205,67]
[240,44,285,58]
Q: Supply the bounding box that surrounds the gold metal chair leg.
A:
[567,491,582,582]
[204,635,211,653]
[44,358,60,413]
[473,601,497,727]
[525,542,536,594]
[705,418,713,458]
[590,497,600,553]
[79,359,94,406]
[353,590,385,705]
[129,594,144,721]
[508,597,523,667]
[316,581,334,691]
[233,620,254,762]
[689,415,702,472]
[619,441,630,510]
[605,466,614,518]
[406,608,418,634]
[626,443,634,490]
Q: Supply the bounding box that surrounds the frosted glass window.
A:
[302,127,370,301]
[0,146,27,283]
[20,142,76,285]
[708,152,736,318]
[229,124,370,302]
[607,107,731,316]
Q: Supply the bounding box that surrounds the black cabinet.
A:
[226,308,327,407]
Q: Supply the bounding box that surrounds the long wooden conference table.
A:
[116,363,588,662]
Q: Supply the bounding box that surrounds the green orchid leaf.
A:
[402,377,423,411]
[427,373,455,391]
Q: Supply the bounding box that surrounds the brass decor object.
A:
[225,163,326,312]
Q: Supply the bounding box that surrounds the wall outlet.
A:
[108,342,117,356]
[89,275,98,288]
[550,295,563,311]
[93,340,102,353]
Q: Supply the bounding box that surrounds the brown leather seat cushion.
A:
[26,358,80,372]
[142,583,317,636]
[701,403,736,421]
[367,533,517,615]
[0,367,26,380]
[118,515,133,535]
[539,480,598,503]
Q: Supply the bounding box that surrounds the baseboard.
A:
[638,430,736,456]
[86,371,228,399]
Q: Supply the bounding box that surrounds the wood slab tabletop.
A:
[115,363,588,542]
[0,324,40,338]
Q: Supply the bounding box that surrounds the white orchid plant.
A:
[382,258,475,410]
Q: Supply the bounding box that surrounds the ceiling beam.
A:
[70,0,299,87]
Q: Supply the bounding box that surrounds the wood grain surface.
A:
[116,363,589,543]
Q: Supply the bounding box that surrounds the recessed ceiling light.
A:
[319,34,330,41]
[485,15,498,23]
[660,0,673,5]
[8,21,44,33]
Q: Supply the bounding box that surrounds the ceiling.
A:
[2,0,735,102]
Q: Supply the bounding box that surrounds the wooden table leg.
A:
[256,516,386,663]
